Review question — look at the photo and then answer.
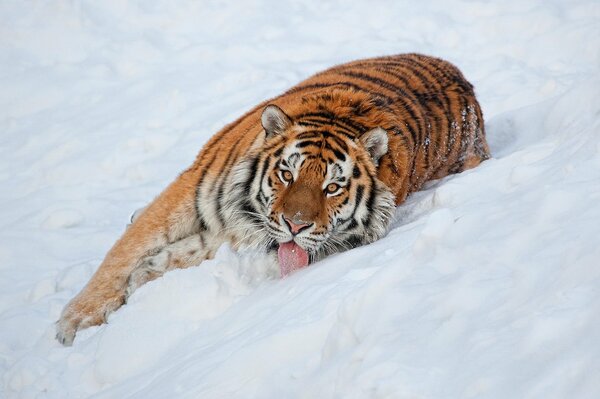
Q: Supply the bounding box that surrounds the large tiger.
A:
[56,53,490,345]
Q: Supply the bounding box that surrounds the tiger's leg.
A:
[125,232,222,298]
[56,169,203,346]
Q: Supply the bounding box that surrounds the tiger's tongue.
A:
[277,241,309,278]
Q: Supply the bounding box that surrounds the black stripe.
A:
[288,153,300,169]
[273,145,283,157]
[344,234,363,248]
[295,111,368,135]
[338,70,410,97]
[267,240,278,252]
[244,156,260,191]
[362,175,376,228]
[297,119,358,138]
[296,129,353,153]
[214,141,244,227]
[329,146,346,162]
[323,131,349,152]
[346,219,358,230]
[295,131,323,140]
[255,156,272,205]
[296,120,324,129]
[241,200,261,225]
[194,150,219,231]
[339,184,365,229]
[296,140,322,148]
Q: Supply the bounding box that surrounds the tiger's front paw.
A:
[56,309,83,346]
[56,292,124,346]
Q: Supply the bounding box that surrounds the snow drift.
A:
[1,1,599,398]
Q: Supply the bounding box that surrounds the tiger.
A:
[56,53,490,345]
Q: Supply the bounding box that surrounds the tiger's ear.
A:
[261,105,292,137]
[360,127,389,165]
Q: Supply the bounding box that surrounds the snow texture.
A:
[1,1,599,398]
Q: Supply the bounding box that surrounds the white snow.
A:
[1,1,600,398]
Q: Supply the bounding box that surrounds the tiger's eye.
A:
[281,170,293,183]
[325,183,340,194]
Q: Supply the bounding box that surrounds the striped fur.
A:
[57,53,490,345]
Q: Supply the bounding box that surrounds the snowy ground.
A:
[1,1,600,398]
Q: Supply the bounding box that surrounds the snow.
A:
[1,0,599,398]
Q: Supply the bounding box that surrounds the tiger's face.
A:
[227,104,395,274]
[265,132,380,257]
[251,105,393,259]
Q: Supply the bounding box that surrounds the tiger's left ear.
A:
[261,104,292,137]
[360,127,389,165]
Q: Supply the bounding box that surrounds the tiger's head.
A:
[227,98,395,276]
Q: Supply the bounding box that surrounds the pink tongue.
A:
[277,241,309,278]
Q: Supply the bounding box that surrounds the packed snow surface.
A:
[1,1,599,398]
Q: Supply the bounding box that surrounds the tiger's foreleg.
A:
[56,170,202,346]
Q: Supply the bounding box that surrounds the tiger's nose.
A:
[283,217,312,235]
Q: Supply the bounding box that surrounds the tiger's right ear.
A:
[261,104,292,137]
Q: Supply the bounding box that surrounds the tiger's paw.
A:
[56,292,124,346]
[55,311,81,346]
